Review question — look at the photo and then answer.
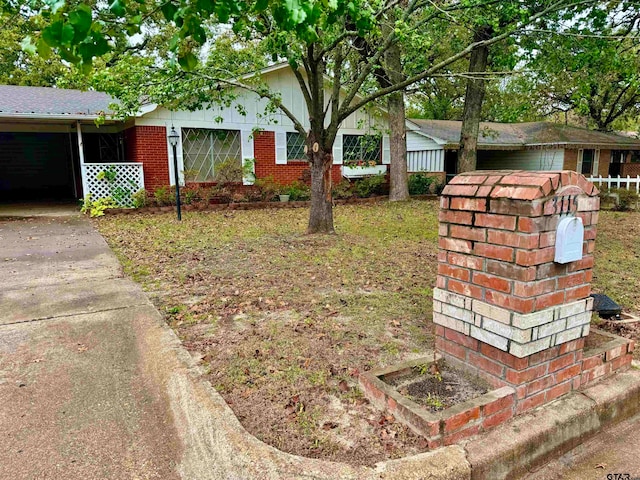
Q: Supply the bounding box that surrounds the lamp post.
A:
[168,126,181,221]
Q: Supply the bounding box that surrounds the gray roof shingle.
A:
[0,85,117,117]
[411,119,640,150]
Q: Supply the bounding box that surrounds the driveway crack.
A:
[0,303,153,327]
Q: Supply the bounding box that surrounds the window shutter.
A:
[275,131,287,165]
[382,135,391,164]
[241,130,255,185]
[592,149,600,177]
[576,149,583,174]
[332,134,343,164]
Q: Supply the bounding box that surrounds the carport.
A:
[0,125,80,201]
[0,85,126,203]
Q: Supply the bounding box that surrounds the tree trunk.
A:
[458,27,492,173]
[387,90,409,201]
[384,19,409,201]
[307,146,335,234]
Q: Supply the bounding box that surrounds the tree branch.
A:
[339,0,593,122]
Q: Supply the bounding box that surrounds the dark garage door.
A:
[0,132,77,201]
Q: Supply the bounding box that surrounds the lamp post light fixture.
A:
[168,126,182,221]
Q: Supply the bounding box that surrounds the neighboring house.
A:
[0,64,443,203]
[410,119,640,182]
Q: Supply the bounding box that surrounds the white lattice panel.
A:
[81,163,145,207]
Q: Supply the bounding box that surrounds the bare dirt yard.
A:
[95,200,640,465]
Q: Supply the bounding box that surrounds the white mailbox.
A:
[554,216,584,264]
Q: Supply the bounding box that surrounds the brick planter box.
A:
[581,328,635,386]
[359,356,516,449]
[360,329,635,449]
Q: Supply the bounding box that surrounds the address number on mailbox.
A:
[554,216,584,264]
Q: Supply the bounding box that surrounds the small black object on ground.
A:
[591,293,623,319]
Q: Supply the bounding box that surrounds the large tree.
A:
[521,4,640,132]
[0,1,71,86]
[32,0,596,233]
[457,25,493,173]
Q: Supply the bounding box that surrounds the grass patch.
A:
[95,201,640,465]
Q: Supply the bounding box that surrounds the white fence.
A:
[587,175,640,193]
[81,163,145,207]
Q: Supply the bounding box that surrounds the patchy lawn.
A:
[95,202,640,465]
[591,210,640,350]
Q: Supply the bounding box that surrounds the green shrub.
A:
[408,174,437,195]
[153,186,173,206]
[231,192,249,203]
[132,189,147,208]
[598,186,639,211]
[613,188,639,211]
[209,184,232,203]
[80,195,117,217]
[243,159,256,184]
[244,186,264,202]
[254,175,281,201]
[332,179,354,199]
[214,158,243,184]
[353,174,386,198]
[597,185,616,209]
[284,181,311,201]
[182,186,202,205]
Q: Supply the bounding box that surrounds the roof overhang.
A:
[524,142,640,150]
[444,143,525,151]
[0,112,122,123]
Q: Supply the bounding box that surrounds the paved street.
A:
[524,412,640,480]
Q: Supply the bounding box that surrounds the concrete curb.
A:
[134,291,640,479]
[135,300,469,480]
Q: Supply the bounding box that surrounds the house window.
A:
[287,132,307,161]
[580,149,595,175]
[181,128,241,182]
[343,134,382,166]
[611,150,627,164]
[631,150,640,163]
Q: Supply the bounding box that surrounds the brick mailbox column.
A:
[434,170,600,413]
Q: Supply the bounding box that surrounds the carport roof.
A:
[0,85,117,119]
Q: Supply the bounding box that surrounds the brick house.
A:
[411,120,640,183]
[0,64,442,203]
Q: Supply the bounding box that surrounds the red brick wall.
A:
[124,126,170,191]
[253,131,342,185]
[436,326,584,414]
[437,172,599,314]
[563,149,578,172]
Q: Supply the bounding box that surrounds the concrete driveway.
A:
[0,214,181,479]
